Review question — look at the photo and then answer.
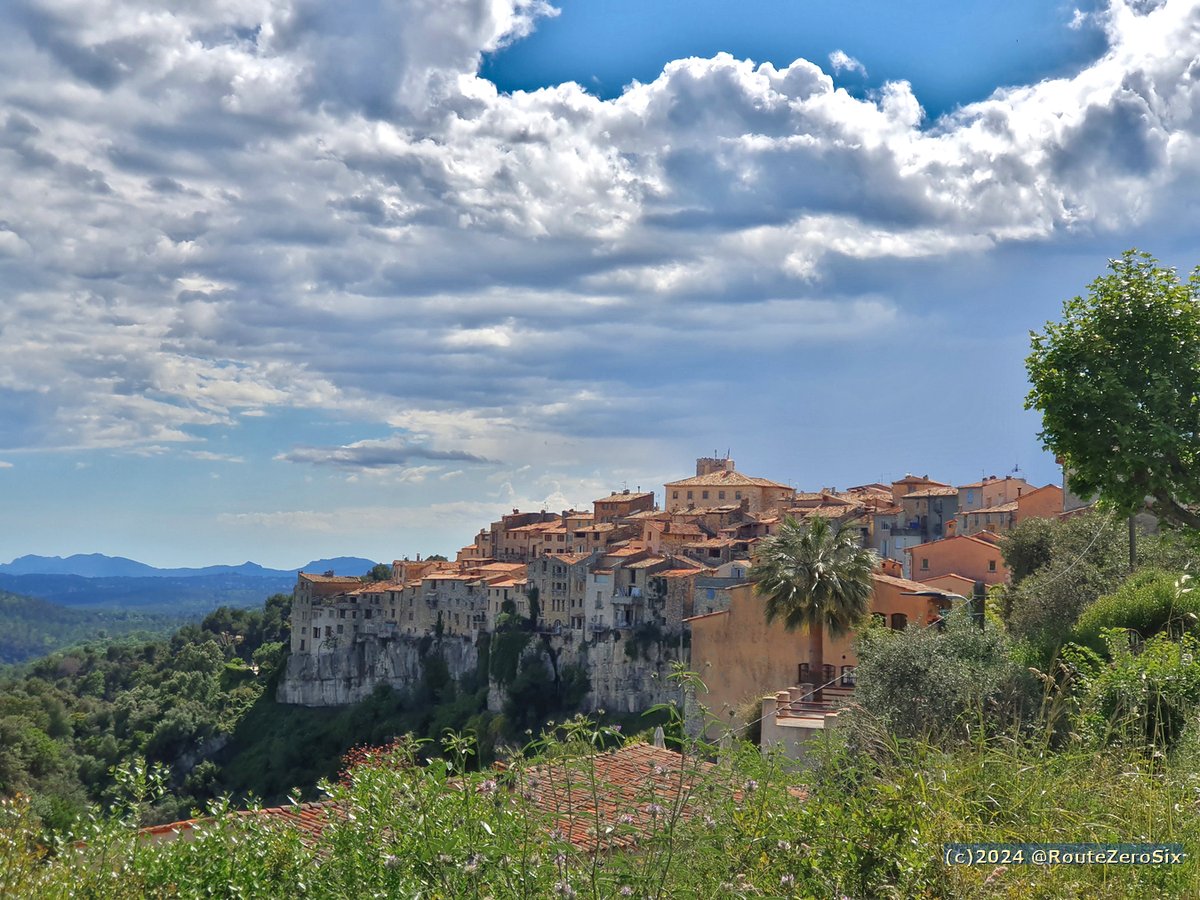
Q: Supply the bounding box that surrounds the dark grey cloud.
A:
[276,436,493,470]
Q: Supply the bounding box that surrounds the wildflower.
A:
[383,854,401,870]
[554,881,578,898]
[464,855,480,874]
[646,803,664,818]
[780,873,795,887]
[550,827,566,842]
[619,888,634,897]
[618,813,635,825]
[612,724,622,733]
[702,815,716,828]
[743,779,758,793]
[777,840,792,852]
[438,854,452,864]
[480,779,498,796]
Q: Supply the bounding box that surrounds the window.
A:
[890,613,908,630]
[718,491,725,500]
[672,491,679,500]
[325,626,332,638]
[702,490,709,500]
[735,491,742,500]
[988,559,997,572]
[921,558,929,570]
[687,491,693,500]
[840,666,856,687]
[313,627,320,638]
[300,639,306,651]
[339,609,346,618]
[337,624,344,634]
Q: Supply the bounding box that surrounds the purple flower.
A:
[646,803,664,818]
[620,887,634,897]
[743,779,758,793]
[383,854,400,870]
[618,813,635,825]
[464,855,480,874]
[780,873,795,886]
[480,779,498,796]
[554,881,578,898]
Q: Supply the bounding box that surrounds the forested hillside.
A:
[0,590,182,666]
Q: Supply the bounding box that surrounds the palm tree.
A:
[749,515,878,701]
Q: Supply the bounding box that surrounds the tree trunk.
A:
[807,624,824,704]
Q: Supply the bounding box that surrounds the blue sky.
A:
[0,0,1196,568]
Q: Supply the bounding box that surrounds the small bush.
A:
[1074,569,1200,651]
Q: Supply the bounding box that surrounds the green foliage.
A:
[0,589,182,667]
[1027,249,1200,528]
[0,596,290,831]
[488,629,531,687]
[1074,569,1200,651]
[6,714,1200,897]
[1068,632,1200,751]
[623,621,665,660]
[362,563,393,583]
[998,509,1193,660]
[850,609,1037,743]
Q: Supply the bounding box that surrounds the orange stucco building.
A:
[905,532,1009,586]
[687,574,947,737]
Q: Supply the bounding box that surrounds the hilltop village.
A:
[282,456,1069,743]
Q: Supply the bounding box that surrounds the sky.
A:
[0,0,1198,568]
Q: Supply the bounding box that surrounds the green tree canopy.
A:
[1026,249,1200,528]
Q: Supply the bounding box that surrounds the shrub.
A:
[849,608,1037,745]
[1074,569,1200,651]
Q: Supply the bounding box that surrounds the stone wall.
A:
[277,632,479,707]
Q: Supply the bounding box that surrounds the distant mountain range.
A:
[0,554,379,579]
[0,555,381,615]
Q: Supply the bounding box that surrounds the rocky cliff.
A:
[277,633,478,706]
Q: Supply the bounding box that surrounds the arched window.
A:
[890,613,908,630]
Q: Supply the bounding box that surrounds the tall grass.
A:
[5,681,1200,897]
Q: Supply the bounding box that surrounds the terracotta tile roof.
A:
[904,532,1005,553]
[662,523,704,535]
[140,801,337,847]
[902,487,959,498]
[665,470,792,490]
[658,568,703,578]
[872,572,940,592]
[521,744,738,850]
[556,552,593,564]
[142,745,758,855]
[893,475,950,487]
[787,506,861,518]
[625,556,668,569]
[965,501,1018,515]
[595,491,654,504]
[298,573,363,584]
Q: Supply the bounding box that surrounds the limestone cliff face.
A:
[279,629,684,715]
[277,634,478,707]
[483,632,685,715]
[572,635,683,714]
